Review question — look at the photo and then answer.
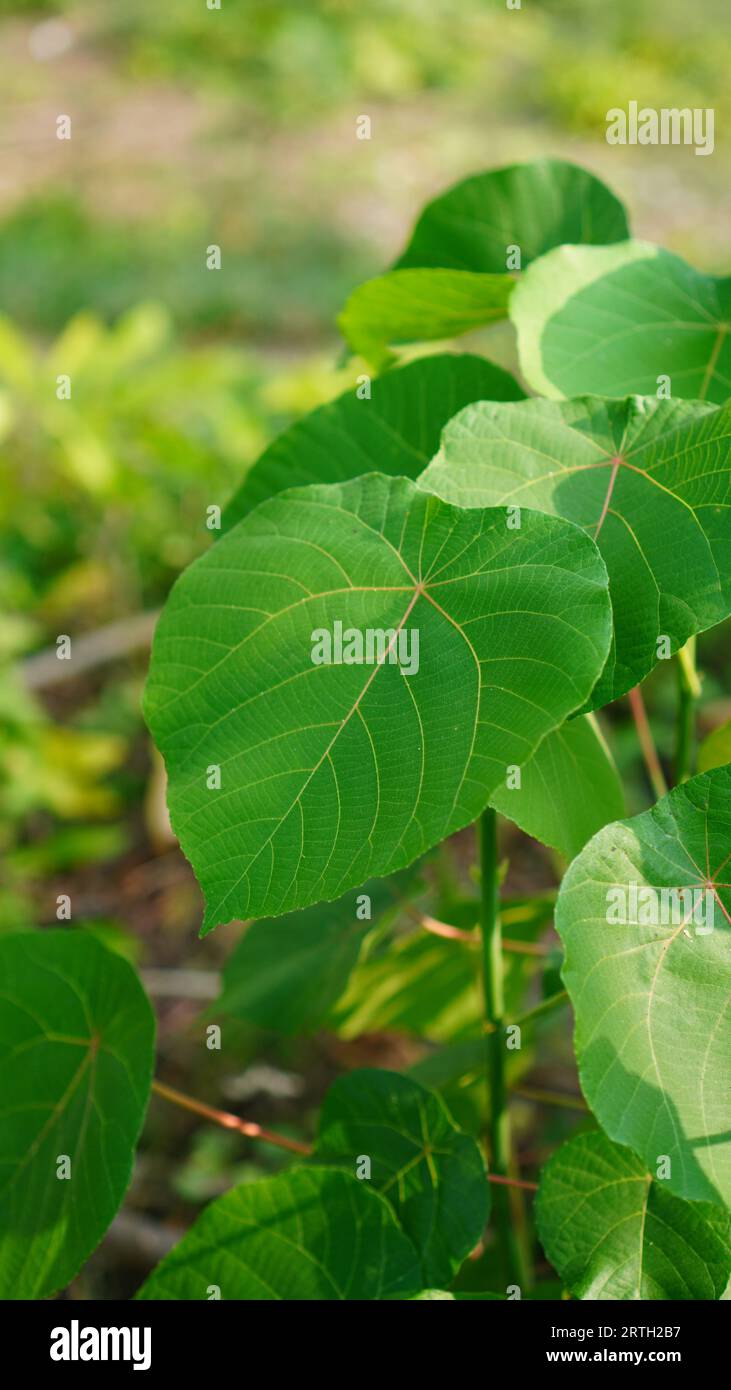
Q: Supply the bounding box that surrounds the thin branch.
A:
[410,908,475,943]
[628,684,668,800]
[410,907,550,955]
[511,990,568,1028]
[152,1079,311,1156]
[512,1085,588,1113]
[487,1172,538,1193]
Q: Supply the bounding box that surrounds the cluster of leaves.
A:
[3,158,731,1301]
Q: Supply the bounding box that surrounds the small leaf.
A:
[315,1068,488,1286]
[214,875,413,1034]
[0,931,155,1298]
[556,766,731,1205]
[511,241,731,403]
[223,353,525,531]
[421,393,731,704]
[341,161,629,366]
[490,714,625,857]
[137,1166,421,1300]
[338,269,512,367]
[395,158,629,273]
[144,473,611,931]
[536,1131,731,1300]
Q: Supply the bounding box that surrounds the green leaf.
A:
[338,269,513,368]
[214,875,411,1034]
[420,394,731,704]
[340,160,629,367]
[223,353,524,532]
[490,714,625,857]
[144,473,612,931]
[556,766,731,1206]
[137,1166,421,1300]
[315,1068,488,1286]
[698,720,731,773]
[511,241,731,403]
[395,158,629,274]
[0,930,155,1298]
[536,1131,731,1300]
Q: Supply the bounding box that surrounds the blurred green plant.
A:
[0,301,270,616]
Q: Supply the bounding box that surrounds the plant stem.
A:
[512,989,568,1028]
[487,1173,538,1193]
[478,808,530,1290]
[512,1085,587,1113]
[675,637,700,784]
[628,684,668,800]
[152,1079,312,1156]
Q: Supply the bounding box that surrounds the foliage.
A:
[421,394,731,705]
[0,931,155,1298]
[557,767,731,1206]
[4,151,731,1302]
[144,472,611,930]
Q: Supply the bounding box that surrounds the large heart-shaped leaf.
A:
[144,473,611,931]
[536,1131,731,1301]
[490,714,625,857]
[511,241,731,403]
[315,1069,488,1287]
[338,269,512,368]
[222,353,524,532]
[556,766,731,1206]
[214,873,416,1035]
[420,394,731,705]
[0,931,155,1298]
[137,1166,421,1300]
[395,159,629,274]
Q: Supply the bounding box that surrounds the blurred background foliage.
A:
[1,0,730,1295]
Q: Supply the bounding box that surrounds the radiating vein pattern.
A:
[137,1167,421,1300]
[556,767,731,1206]
[0,932,155,1298]
[536,1131,731,1300]
[144,473,611,929]
[420,393,731,705]
[315,1068,488,1286]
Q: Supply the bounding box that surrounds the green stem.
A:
[675,637,700,784]
[512,1085,587,1113]
[512,989,568,1028]
[478,808,530,1291]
